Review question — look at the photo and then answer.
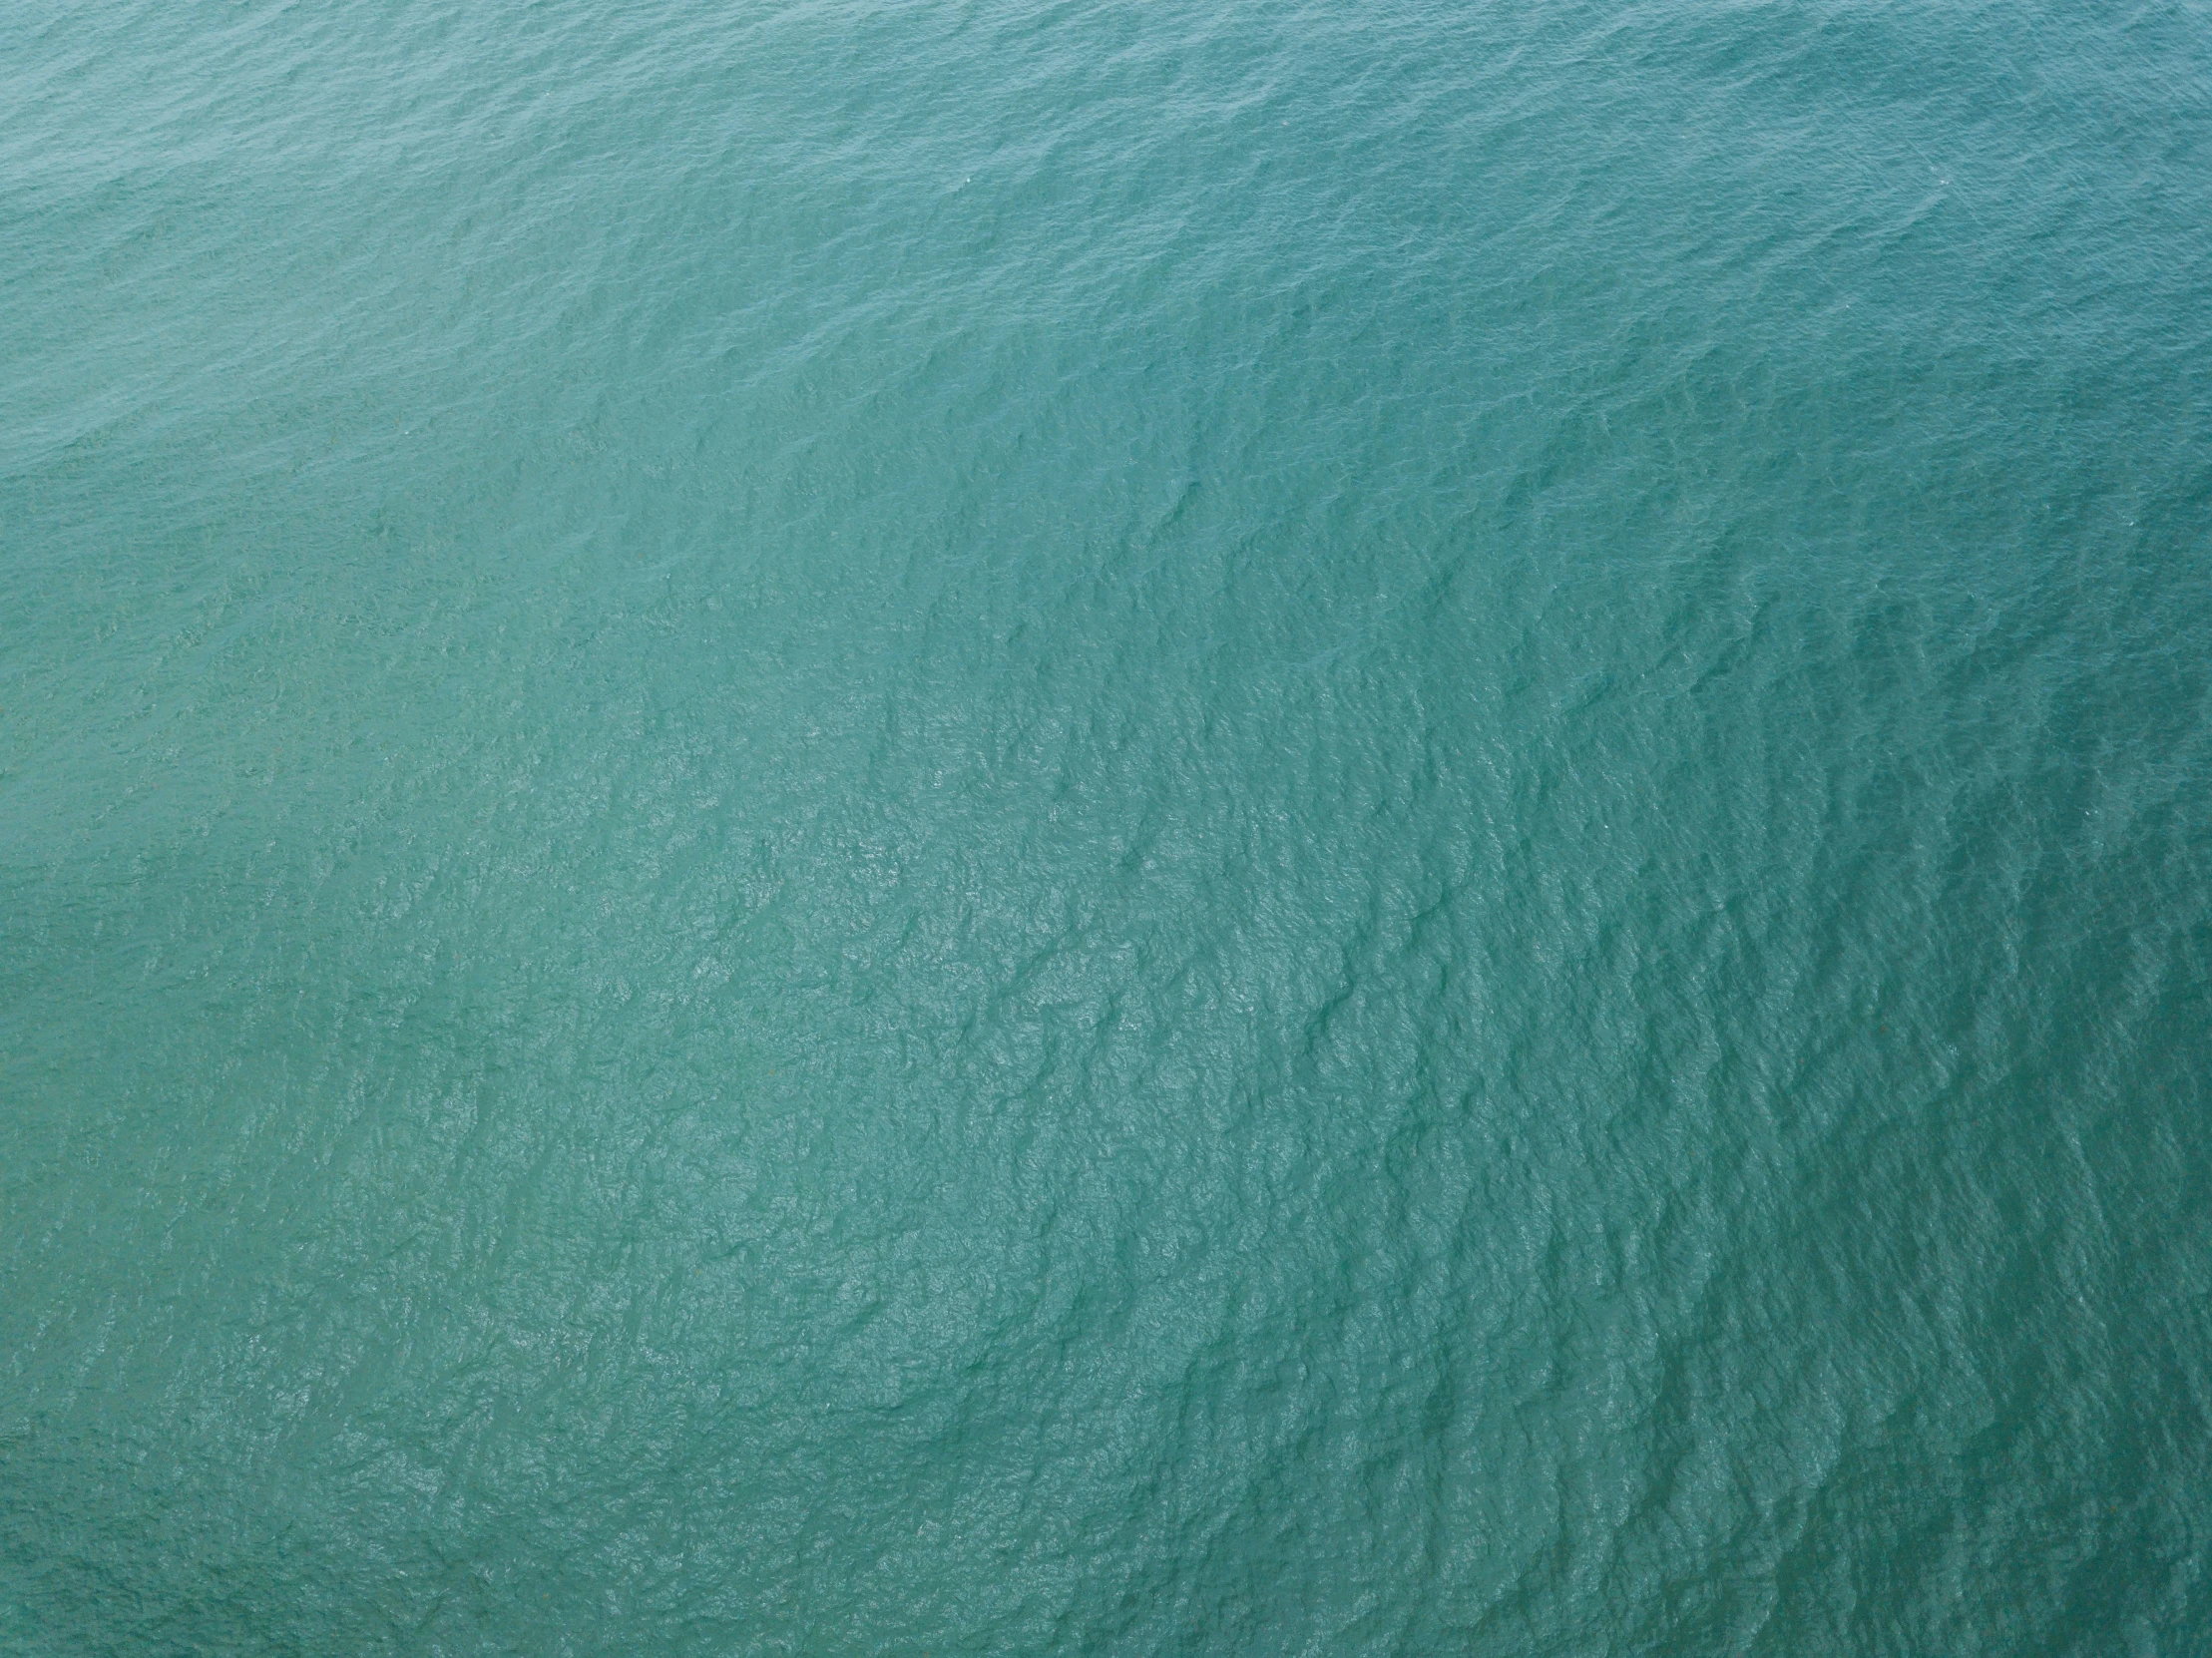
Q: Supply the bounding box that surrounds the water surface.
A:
[4,0,2210,1651]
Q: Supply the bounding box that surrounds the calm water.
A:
[4,1,2210,1651]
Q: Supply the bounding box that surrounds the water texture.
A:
[4,0,2210,1651]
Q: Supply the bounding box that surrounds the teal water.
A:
[4,0,2210,1650]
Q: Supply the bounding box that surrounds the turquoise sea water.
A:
[4,0,2210,1650]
